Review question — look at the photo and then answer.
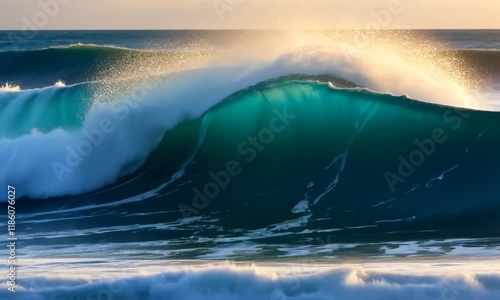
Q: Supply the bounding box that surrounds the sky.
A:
[1,0,499,30]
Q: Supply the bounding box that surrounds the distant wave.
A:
[0,44,187,89]
[0,43,146,54]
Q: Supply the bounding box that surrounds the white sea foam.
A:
[54,80,66,87]
[0,82,21,92]
[2,261,499,300]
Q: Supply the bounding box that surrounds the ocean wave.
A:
[0,43,147,54]
[0,44,193,89]
[1,34,498,201]
[3,77,499,241]
[0,38,499,258]
[0,60,498,201]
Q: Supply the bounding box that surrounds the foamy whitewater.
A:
[0,30,499,299]
[1,261,499,300]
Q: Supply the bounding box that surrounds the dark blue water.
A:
[1,30,500,51]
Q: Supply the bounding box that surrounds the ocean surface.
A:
[0,30,499,299]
